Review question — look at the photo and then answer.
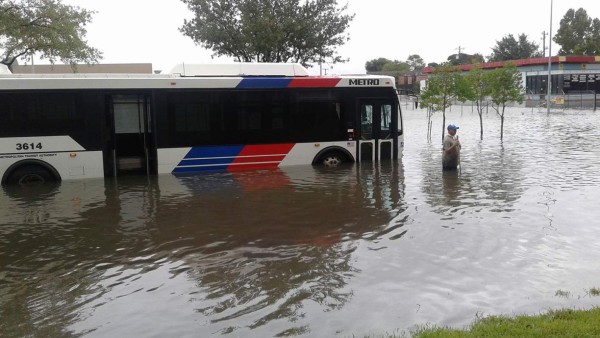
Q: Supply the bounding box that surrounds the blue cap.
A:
[447,124,459,130]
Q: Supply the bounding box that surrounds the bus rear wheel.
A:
[6,165,57,187]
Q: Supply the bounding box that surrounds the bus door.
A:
[357,99,395,163]
[109,94,155,177]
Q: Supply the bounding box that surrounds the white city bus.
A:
[0,63,403,186]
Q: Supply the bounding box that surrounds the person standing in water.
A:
[442,124,461,170]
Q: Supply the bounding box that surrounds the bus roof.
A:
[170,63,311,77]
[0,64,397,90]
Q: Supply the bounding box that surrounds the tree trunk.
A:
[442,109,446,144]
[500,106,505,140]
[427,109,432,141]
[477,102,484,140]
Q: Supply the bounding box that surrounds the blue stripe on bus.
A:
[175,145,244,173]
[236,78,293,89]
[179,158,234,166]
[173,165,230,173]
[183,145,244,159]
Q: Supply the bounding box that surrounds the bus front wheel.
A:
[319,152,345,168]
[5,165,58,187]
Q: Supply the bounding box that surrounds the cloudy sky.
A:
[53,0,600,75]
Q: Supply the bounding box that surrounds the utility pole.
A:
[547,0,553,114]
[455,46,465,63]
[541,31,548,57]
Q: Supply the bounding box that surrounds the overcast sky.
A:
[52,0,600,75]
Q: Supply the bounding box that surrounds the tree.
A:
[179,0,354,67]
[489,34,542,61]
[406,54,425,72]
[554,8,600,55]
[0,0,102,69]
[447,53,484,66]
[365,57,410,73]
[462,64,491,140]
[487,62,524,140]
[365,57,391,72]
[381,61,409,72]
[419,63,463,142]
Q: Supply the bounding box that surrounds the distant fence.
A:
[526,92,598,110]
[398,94,420,110]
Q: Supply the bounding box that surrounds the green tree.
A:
[591,19,600,53]
[447,53,485,66]
[365,57,410,73]
[554,8,600,55]
[381,60,409,72]
[419,63,463,142]
[489,33,542,61]
[365,57,391,72]
[180,0,354,67]
[462,64,492,140]
[0,0,102,69]
[406,54,425,72]
[487,62,524,140]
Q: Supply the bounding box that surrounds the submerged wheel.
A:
[320,152,345,168]
[5,164,57,187]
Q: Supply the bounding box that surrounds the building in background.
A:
[367,70,427,95]
[422,56,600,109]
[11,63,153,74]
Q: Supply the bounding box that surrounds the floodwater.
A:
[2,106,600,337]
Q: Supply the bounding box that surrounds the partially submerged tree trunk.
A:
[426,108,434,141]
[476,101,485,140]
[479,112,484,140]
[441,109,446,144]
[500,105,506,140]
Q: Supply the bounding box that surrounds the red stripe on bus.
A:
[236,144,295,157]
[231,155,286,164]
[228,162,281,171]
[228,144,295,171]
[288,78,342,88]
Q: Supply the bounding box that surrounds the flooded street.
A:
[2,106,600,337]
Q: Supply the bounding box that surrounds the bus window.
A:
[0,91,89,140]
[237,107,262,130]
[380,104,392,139]
[114,97,145,134]
[289,100,345,142]
[361,105,373,139]
[175,103,210,133]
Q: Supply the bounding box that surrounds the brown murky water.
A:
[2,107,600,337]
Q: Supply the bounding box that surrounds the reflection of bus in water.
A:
[1,163,406,249]
[153,164,406,247]
[0,63,403,186]
[0,164,407,337]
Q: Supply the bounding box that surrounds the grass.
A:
[411,307,600,338]
[358,287,600,338]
